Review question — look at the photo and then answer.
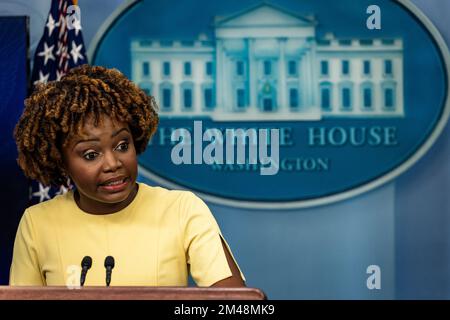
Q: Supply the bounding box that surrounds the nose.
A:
[102,150,122,172]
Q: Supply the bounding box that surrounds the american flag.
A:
[29,0,87,205]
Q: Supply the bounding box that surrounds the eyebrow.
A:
[72,128,130,149]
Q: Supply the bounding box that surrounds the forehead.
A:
[71,115,129,140]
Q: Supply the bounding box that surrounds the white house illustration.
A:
[131,2,404,121]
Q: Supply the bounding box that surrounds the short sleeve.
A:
[9,210,45,286]
[179,192,244,287]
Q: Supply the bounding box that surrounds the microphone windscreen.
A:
[104,256,115,269]
[81,256,92,269]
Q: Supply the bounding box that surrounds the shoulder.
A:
[136,183,212,220]
[137,182,206,209]
[24,191,74,222]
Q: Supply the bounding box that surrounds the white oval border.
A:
[89,0,450,210]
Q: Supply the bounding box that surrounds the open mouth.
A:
[99,177,129,187]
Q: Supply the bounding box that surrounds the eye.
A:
[83,151,99,161]
[116,142,129,152]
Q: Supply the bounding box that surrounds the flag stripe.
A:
[29,0,87,205]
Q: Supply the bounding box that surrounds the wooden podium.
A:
[0,286,266,300]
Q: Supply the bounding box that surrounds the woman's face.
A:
[62,115,138,214]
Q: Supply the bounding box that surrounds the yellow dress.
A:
[9,183,244,287]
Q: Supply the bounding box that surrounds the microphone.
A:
[104,256,115,287]
[80,256,92,287]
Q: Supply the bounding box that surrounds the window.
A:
[206,62,213,76]
[317,40,331,46]
[204,88,213,109]
[263,98,273,111]
[142,62,150,76]
[342,60,349,75]
[363,88,372,108]
[184,62,191,76]
[338,82,353,110]
[162,88,171,108]
[139,40,152,46]
[363,60,371,75]
[160,82,173,110]
[360,39,373,45]
[321,87,331,110]
[139,82,152,96]
[385,88,394,108]
[139,81,153,96]
[339,40,352,46]
[320,61,329,76]
[237,89,245,108]
[381,81,396,109]
[289,88,299,108]
[361,83,374,110]
[160,40,173,47]
[236,61,244,76]
[184,89,192,108]
[288,61,297,76]
[163,62,171,76]
[181,40,194,46]
[264,60,271,76]
[384,60,393,75]
[342,88,351,109]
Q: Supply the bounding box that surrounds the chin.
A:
[96,180,136,203]
[98,192,131,204]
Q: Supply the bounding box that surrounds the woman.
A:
[10,64,245,287]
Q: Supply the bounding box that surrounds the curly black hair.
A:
[14,64,159,187]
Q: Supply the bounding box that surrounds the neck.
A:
[74,183,139,215]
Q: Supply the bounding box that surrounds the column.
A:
[215,40,224,111]
[298,53,303,108]
[248,38,257,109]
[173,61,180,115]
[302,49,312,109]
[173,79,180,115]
[310,39,319,109]
[222,47,230,111]
[194,66,202,114]
[278,38,287,111]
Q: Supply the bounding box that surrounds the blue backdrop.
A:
[0,16,29,285]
